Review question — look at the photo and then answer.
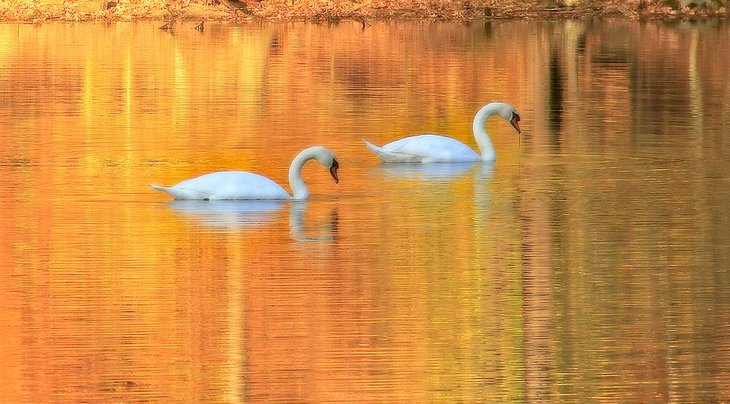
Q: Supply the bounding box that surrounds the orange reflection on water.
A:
[1,19,729,402]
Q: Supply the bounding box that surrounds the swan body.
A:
[150,146,339,200]
[364,102,521,163]
[364,135,480,163]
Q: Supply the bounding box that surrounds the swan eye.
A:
[331,159,339,169]
[512,112,521,122]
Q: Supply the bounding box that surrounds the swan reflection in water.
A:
[168,200,286,229]
[289,201,338,243]
[374,162,491,181]
[167,200,338,242]
[373,162,495,212]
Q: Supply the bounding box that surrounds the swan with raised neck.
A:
[363,101,521,163]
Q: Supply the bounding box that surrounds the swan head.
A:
[492,102,521,135]
[310,146,339,184]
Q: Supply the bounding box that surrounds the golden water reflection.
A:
[0,20,729,402]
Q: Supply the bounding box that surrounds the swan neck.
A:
[473,104,498,161]
[288,148,316,200]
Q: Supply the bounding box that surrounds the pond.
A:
[0,19,729,402]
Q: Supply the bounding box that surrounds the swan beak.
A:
[510,117,521,135]
[330,160,340,184]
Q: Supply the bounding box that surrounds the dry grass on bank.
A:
[0,0,726,23]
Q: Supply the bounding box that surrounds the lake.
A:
[0,19,729,402]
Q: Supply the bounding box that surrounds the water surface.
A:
[0,20,729,402]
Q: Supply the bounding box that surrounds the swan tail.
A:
[149,184,180,198]
[363,139,420,163]
[363,139,382,154]
[150,184,208,200]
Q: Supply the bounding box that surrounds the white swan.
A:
[150,146,339,200]
[364,102,521,163]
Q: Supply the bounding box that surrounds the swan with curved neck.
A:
[150,146,339,200]
[364,102,521,163]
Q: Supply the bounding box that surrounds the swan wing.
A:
[152,171,291,200]
[364,139,424,163]
[368,135,480,163]
[150,184,211,200]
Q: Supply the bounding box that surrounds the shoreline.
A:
[0,1,727,23]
